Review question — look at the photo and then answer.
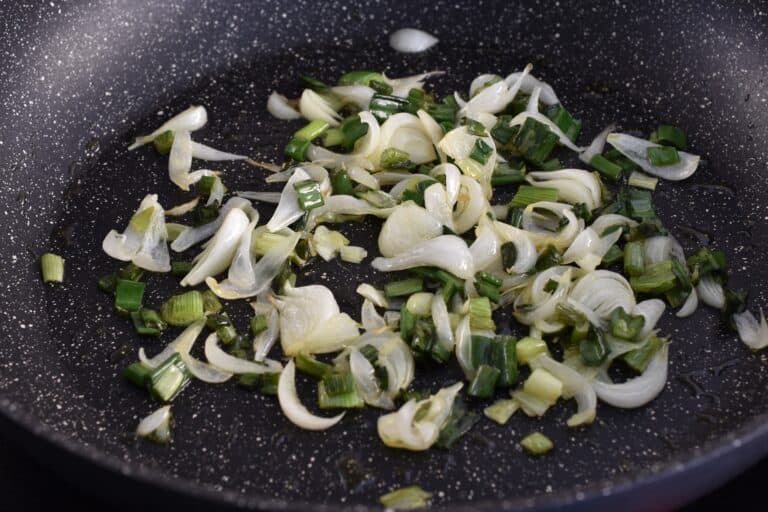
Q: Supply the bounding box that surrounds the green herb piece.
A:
[148,353,191,402]
[293,180,324,211]
[329,168,354,195]
[380,147,414,169]
[318,373,364,409]
[623,336,665,373]
[369,79,393,94]
[602,244,624,266]
[590,154,623,182]
[160,290,204,326]
[630,260,678,294]
[610,307,645,340]
[131,308,167,336]
[623,241,645,277]
[647,146,680,166]
[436,399,480,448]
[338,70,385,86]
[123,362,153,388]
[491,161,526,187]
[628,171,659,191]
[284,137,310,161]
[545,103,581,141]
[535,245,562,272]
[426,95,459,124]
[379,485,432,510]
[400,178,437,206]
[300,75,329,93]
[490,115,518,144]
[475,271,502,303]
[250,314,268,336]
[484,399,519,425]
[238,372,280,395]
[469,297,495,331]
[41,252,64,283]
[520,432,554,455]
[369,94,410,122]
[294,119,329,141]
[686,247,726,283]
[385,277,424,298]
[469,139,493,164]
[628,188,658,223]
[650,125,687,150]
[202,290,222,315]
[513,117,559,164]
[339,115,369,151]
[466,119,488,137]
[538,157,561,171]
[115,279,145,315]
[153,130,174,155]
[580,326,610,366]
[399,303,415,342]
[509,185,559,208]
[295,352,333,379]
[468,364,501,398]
[196,175,219,197]
[722,288,748,330]
[491,335,518,388]
[501,242,518,272]
[170,261,193,276]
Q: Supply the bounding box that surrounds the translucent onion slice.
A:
[267,91,301,120]
[307,195,394,231]
[136,405,172,437]
[139,320,206,369]
[493,220,538,274]
[266,167,312,232]
[606,133,700,181]
[530,354,596,427]
[165,197,200,217]
[675,288,698,318]
[190,141,248,161]
[252,301,280,362]
[356,283,389,308]
[235,191,282,204]
[570,270,636,326]
[592,344,669,408]
[389,28,439,53]
[526,169,602,210]
[299,89,341,126]
[180,353,233,384]
[204,333,282,374]
[278,360,345,431]
[697,274,725,309]
[361,299,387,332]
[378,202,443,258]
[733,309,768,350]
[103,194,170,272]
[350,349,393,409]
[384,71,443,97]
[171,197,256,252]
[128,105,208,150]
[502,71,559,105]
[372,235,475,279]
[431,292,454,352]
[579,123,616,164]
[330,85,375,110]
[634,299,666,339]
[168,130,194,190]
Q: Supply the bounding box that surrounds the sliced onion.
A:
[266,167,313,232]
[168,130,194,190]
[165,197,200,217]
[356,283,389,308]
[593,344,669,408]
[506,111,585,152]
[136,405,172,437]
[675,288,698,318]
[526,169,602,210]
[502,71,559,105]
[384,71,443,97]
[470,216,501,272]
[590,214,638,235]
[733,309,768,350]
[378,202,443,257]
[278,360,345,431]
[181,353,233,384]
[432,292,454,352]
[530,354,596,427]
[171,197,255,252]
[204,333,282,374]
[372,235,475,279]
[454,315,474,380]
[579,123,616,164]
[389,28,438,53]
[330,85,375,110]
[190,141,248,161]
[307,194,393,230]
[128,105,207,150]
[235,191,282,204]
[348,166,379,190]
[299,89,341,126]
[493,221,538,274]
[373,113,436,166]
[606,133,700,181]
[521,201,582,251]
[697,274,725,309]
[139,320,206,369]
[350,349,393,409]
[634,299,666,339]
[570,270,636,327]
[267,91,301,120]
[469,74,502,97]
[252,301,280,362]
[362,299,387,332]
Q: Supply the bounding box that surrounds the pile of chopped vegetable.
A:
[82,62,767,463]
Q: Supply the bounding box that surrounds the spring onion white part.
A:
[374,113,436,166]
[265,167,313,232]
[139,320,206,369]
[306,195,393,230]
[356,283,388,308]
[102,194,171,272]
[206,176,226,207]
[204,333,282,374]
[372,235,475,279]
[274,282,360,355]
[339,245,367,263]
[733,309,768,350]
[171,197,256,252]
[503,70,559,105]
[128,105,208,150]
[469,74,502,97]
[530,354,596,427]
[235,191,282,204]
[267,91,301,120]
[377,382,462,451]
[579,123,616,164]
[526,170,603,210]
[470,216,502,272]
[206,224,300,299]
[299,89,341,126]
[278,360,345,431]
[377,202,443,258]
[389,28,439,53]
[634,299,666,340]
[521,201,582,251]
[593,344,669,408]
[136,405,172,440]
[590,214,638,235]
[606,133,700,181]
[697,274,725,309]
[675,288,698,318]
[438,126,497,188]
[251,301,280,362]
[190,141,248,161]
[180,208,250,287]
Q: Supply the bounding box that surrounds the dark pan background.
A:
[1,1,767,511]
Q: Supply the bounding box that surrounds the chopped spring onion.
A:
[329,168,354,195]
[160,290,204,326]
[40,252,64,284]
[628,171,659,191]
[385,277,424,298]
[520,432,554,456]
[623,335,665,372]
[469,139,493,165]
[435,399,479,448]
[294,120,329,141]
[590,154,623,182]
[318,373,364,409]
[516,336,549,365]
[483,398,519,425]
[136,405,173,443]
[650,125,687,150]
[469,296,495,331]
[171,261,194,276]
[468,364,501,398]
[630,260,679,294]
[250,314,268,336]
[284,138,311,161]
[115,279,145,315]
[646,146,680,167]
[513,117,559,164]
[131,308,167,336]
[523,368,563,404]
[148,353,191,402]
[580,327,610,366]
[295,352,334,379]
[379,485,432,510]
[153,130,174,155]
[623,241,645,277]
[491,335,518,388]
[610,307,645,340]
[509,185,559,208]
[545,103,581,142]
[293,180,325,211]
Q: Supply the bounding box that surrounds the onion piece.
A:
[676,288,698,318]
[278,360,345,431]
[136,405,172,437]
[526,169,602,210]
[493,221,538,274]
[307,195,393,230]
[266,167,313,232]
[593,344,669,408]
[697,274,726,309]
[570,270,636,327]
[180,353,233,384]
[128,105,208,150]
[267,91,301,120]
[235,191,282,204]
[181,208,250,287]
[139,320,206,369]
[252,301,280,362]
[204,333,282,374]
[530,354,596,427]
[378,202,443,258]
[330,85,375,110]
[634,299,666,339]
[102,194,171,272]
[362,299,387,332]
[432,292,455,352]
[350,349,394,409]
[502,71,559,105]
[389,28,439,53]
[454,315,474,379]
[733,309,768,350]
[190,141,248,161]
[579,123,616,164]
[168,130,194,190]
[165,197,200,217]
[506,111,585,152]
[590,214,638,235]
[469,74,502,97]
[372,235,475,279]
[171,197,256,252]
[606,133,700,181]
[356,283,389,308]
[299,89,341,126]
[384,71,443,97]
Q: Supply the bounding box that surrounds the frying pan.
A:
[1,0,767,510]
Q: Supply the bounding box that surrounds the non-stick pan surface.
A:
[1,1,767,510]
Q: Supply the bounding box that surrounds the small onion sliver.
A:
[278,360,345,431]
[389,28,438,53]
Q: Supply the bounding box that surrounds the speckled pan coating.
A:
[1,0,768,510]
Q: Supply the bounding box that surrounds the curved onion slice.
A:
[526,169,602,210]
[470,216,501,272]
[235,191,282,204]
[266,167,313,232]
[438,126,496,187]
[299,89,341,126]
[307,195,393,230]
[502,71,559,105]
[469,74,502,97]
[733,309,768,350]
[128,105,208,150]
[377,382,462,451]
[139,320,206,369]
[356,283,388,308]
[697,274,725,309]
[330,85,375,110]
[204,333,282,374]
[454,315,474,379]
[579,123,616,164]
[506,111,585,152]
[389,28,439,53]
[267,91,301,120]
[136,405,172,437]
[102,194,170,272]
[460,65,532,118]
[606,133,700,181]
[181,208,250,287]
[592,344,669,408]
[453,176,488,234]
[278,360,345,431]
[590,214,638,235]
[168,130,194,190]
[562,227,623,272]
[432,292,454,352]
[190,141,248,161]
[372,235,475,279]
[350,349,394,409]
[378,202,443,258]
[361,299,387,332]
[531,354,596,427]
[252,300,280,361]
[570,270,636,326]
[373,113,436,166]
[165,197,200,217]
[275,283,360,355]
[384,71,443,97]
[676,288,698,318]
[634,299,666,339]
[521,201,582,251]
[171,197,256,252]
[493,221,538,274]
[514,267,572,333]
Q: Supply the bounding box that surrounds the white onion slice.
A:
[378,202,443,258]
[190,141,248,161]
[389,28,438,53]
[432,292,454,352]
[252,302,280,362]
[372,235,475,279]
[593,344,669,408]
[502,71,559,105]
[171,197,255,252]
[530,354,596,427]
[278,360,345,431]
[634,299,666,339]
[235,191,282,204]
[606,133,700,181]
[675,288,698,318]
[168,130,194,190]
[697,274,725,309]
[267,91,301,120]
[129,105,208,150]
[356,284,388,308]
[350,350,393,409]
[180,353,233,383]
[139,320,206,369]
[204,333,282,374]
[579,123,616,164]
[136,406,172,437]
[734,309,768,350]
[299,89,341,126]
[362,299,387,332]
[266,167,312,232]
[330,85,375,110]
[165,197,200,217]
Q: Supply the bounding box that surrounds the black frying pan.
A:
[1,0,767,510]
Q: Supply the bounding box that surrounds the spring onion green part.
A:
[628,171,659,190]
[379,485,432,510]
[509,185,559,208]
[520,432,554,455]
[483,399,519,425]
[115,279,145,314]
[148,353,192,402]
[318,373,365,409]
[40,252,64,284]
[646,146,680,167]
[590,154,623,182]
[295,352,334,379]
[160,290,204,326]
[468,364,501,398]
[650,125,687,150]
